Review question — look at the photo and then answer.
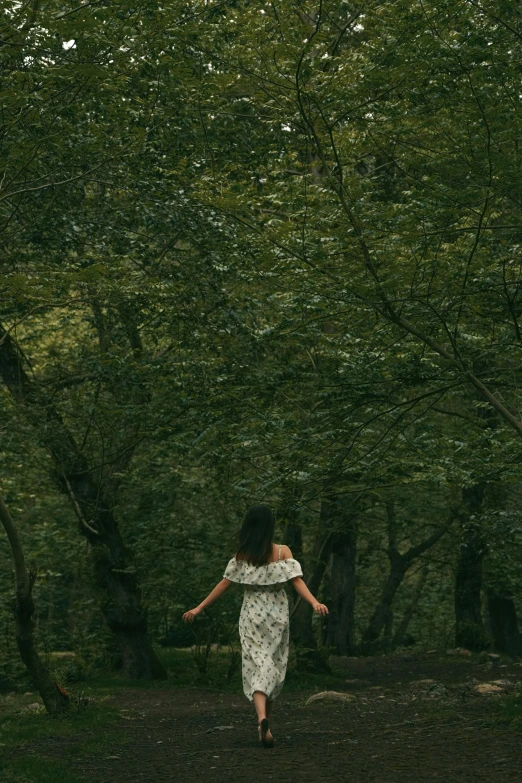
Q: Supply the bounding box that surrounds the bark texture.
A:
[0,496,70,714]
[454,484,488,650]
[362,502,449,652]
[392,565,429,649]
[288,533,333,673]
[487,592,522,657]
[325,521,357,656]
[284,499,335,673]
[0,323,166,680]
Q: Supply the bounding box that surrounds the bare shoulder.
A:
[269,543,294,563]
[281,544,293,560]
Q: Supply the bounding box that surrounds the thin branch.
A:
[62,475,100,537]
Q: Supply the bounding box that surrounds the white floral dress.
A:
[223,547,303,702]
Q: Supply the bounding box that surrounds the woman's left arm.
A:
[291,577,328,616]
[182,578,232,622]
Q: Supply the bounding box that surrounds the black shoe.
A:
[259,718,274,748]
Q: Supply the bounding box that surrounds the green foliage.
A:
[0,693,121,747]
[455,621,491,653]
[1,759,84,783]
[289,644,332,675]
[495,690,522,732]
[0,692,123,783]
[1,0,522,699]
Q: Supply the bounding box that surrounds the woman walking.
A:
[182,504,328,747]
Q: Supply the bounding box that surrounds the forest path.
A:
[29,653,522,782]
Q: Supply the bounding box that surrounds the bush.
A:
[456,620,491,652]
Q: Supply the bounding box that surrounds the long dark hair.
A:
[235,505,275,566]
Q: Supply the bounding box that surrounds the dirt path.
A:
[26,653,522,782]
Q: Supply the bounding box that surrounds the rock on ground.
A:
[305,691,357,706]
[474,683,503,694]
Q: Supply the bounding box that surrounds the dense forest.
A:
[1,0,522,720]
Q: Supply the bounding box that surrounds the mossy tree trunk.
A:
[392,565,429,649]
[286,500,334,673]
[325,521,357,656]
[0,496,70,715]
[0,324,167,680]
[362,502,450,652]
[487,592,521,657]
[454,484,487,650]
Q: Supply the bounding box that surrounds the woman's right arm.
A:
[182,578,232,622]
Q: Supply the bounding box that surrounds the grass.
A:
[0,697,121,747]
[285,666,346,694]
[156,646,347,697]
[3,644,520,782]
[0,691,124,783]
[0,643,348,783]
[90,646,243,693]
[0,645,242,783]
[492,690,522,731]
[1,757,86,783]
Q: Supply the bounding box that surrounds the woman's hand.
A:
[181,580,231,623]
[312,602,329,616]
[182,607,201,623]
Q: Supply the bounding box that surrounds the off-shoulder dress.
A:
[223,546,303,702]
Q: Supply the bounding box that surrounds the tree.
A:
[0,495,70,714]
[185,0,522,653]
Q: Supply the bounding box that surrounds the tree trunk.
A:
[285,497,335,673]
[0,324,167,680]
[0,496,70,714]
[454,484,488,650]
[325,522,357,656]
[362,502,450,652]
[361,554,409,651]
[392,565,429,649]
[383,608,394,647]
[281,499,307,643]
[487,592,522,657]
[89,517,167,678]
[284,525,303,559]
[289,530,333,673]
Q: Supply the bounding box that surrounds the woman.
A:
[182,504,328,747]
